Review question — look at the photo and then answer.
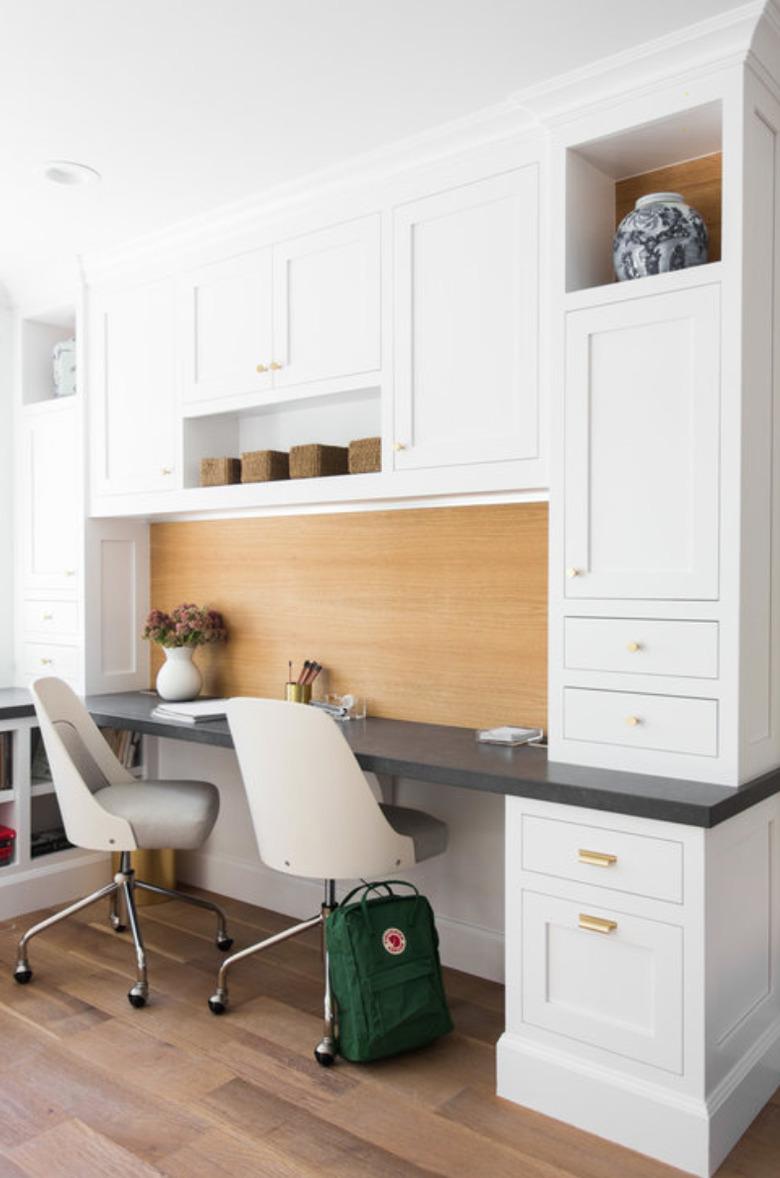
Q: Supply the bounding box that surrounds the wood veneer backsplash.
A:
[149,503,548,730]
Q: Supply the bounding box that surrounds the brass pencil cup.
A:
[285,682,312,704]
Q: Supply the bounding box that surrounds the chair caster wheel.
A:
[216,936,233,952]
[208,995,227,1015]
[112,924,127,934]
[13,966,32,985]
[128,987,147,1009]
[314,1037,336,1067]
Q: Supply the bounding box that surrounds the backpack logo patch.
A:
[382,927,406,955]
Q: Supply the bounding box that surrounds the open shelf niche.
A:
[565,101,722,294]
[183,386,382,490]
[21,305,76,404]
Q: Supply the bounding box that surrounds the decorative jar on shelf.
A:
[156,646,203,702]
[613,191,708,281]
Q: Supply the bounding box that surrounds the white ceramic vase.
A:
[156,646,203,702]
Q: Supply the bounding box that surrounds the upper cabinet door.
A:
[21,401,80,590]
[180,248,273,404]
[91,278,178,495]
[393,166,539,470]
[564,284,720,600]
[272,216,380,389]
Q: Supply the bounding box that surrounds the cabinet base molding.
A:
[0,852,108,922]
[496,1030,780,1177]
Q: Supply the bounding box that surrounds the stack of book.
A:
[150,700,228,724]
[100,727,142,770]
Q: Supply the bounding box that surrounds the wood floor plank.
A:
[204,1076,437,1178]
[8,1117,163,1177]
[1,890,777,1178]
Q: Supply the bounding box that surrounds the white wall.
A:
[159,738,505,982]
[0,309,13,685]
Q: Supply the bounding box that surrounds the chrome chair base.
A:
[208,878,339,1066]
[13,851,232,1007]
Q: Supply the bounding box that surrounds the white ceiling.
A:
[0,0,748,311]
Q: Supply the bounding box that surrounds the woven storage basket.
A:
[289,444,348,479]
[348,436,381,474]
[241,449,290,483]
[200,457,241,486]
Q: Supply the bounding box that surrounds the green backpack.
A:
[325,881,453,1063]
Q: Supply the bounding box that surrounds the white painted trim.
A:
[497,1031,711,1174]
[177,847,504,983]
[0,851,108,921]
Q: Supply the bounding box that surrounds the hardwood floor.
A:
[0,887,776,1177]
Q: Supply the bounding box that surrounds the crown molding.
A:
[508,1,763,125]
[83,2,767,284]
[81,99,538,283]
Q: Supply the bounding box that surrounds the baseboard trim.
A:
[497,1027,780,1177]
[178,847,505,982]
[497,1032,710,1175]
[0,852,109,922]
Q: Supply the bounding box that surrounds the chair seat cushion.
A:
[380,803,448,863]
[95,780,219,850]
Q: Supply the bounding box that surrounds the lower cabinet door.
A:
[521,891,683,1073]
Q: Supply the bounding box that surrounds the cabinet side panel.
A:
[741,74,780,774]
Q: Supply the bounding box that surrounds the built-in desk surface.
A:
[76,691,780,829]
[4,688,780,828]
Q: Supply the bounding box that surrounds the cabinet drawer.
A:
[563,687,718,756]
[564,617,718,679]
[521,814,683,903]
[23,599,79,639]
[522,891,683,1073]
[22,643,80,680]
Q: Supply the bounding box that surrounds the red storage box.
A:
[0,824,16,866]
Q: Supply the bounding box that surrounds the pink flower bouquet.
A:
[142,603,227,648]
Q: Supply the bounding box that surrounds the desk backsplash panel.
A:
[149,503,548,730]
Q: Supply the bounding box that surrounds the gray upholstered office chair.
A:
[209,697,448,1066]
[14,678,233,1007]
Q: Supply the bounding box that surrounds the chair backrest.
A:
[226,698,414,880]
[30,678,138,852]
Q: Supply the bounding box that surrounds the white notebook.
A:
[151,699,229,724]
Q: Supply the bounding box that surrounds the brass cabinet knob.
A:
[578,849,617,868]
[626,715,641,727]
[626,641,641,653]
[394,442,407,452]
[255,363,268,374]
[269,360,283,370]
[42,612,53,622]
[566,567,580,578]
[40,657,53,666]
[161,467,173,476]
[64,569,76,577]
[579,913,618,935]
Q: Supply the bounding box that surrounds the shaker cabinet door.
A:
[90,278,179,495]
[21,402,80,590]
[393,166,539,470]
[180,247,273,405]
[272,215,380,390]
[564,284,720,600]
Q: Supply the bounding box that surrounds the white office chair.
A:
[14,678,233,1007]
[210,696,448,1066]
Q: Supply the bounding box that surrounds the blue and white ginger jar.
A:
[613,191,708,282]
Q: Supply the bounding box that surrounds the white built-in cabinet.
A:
[180,247,273,404]
[180,215,381,408]
[90,278,178,496]
[20,400,80,591]
[393,166,539,470]
[563,284,720,600]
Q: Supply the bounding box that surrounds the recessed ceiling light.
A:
[42,160,101,186]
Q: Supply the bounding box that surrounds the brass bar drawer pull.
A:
[579,913,618,935]
[578,848,618,868]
